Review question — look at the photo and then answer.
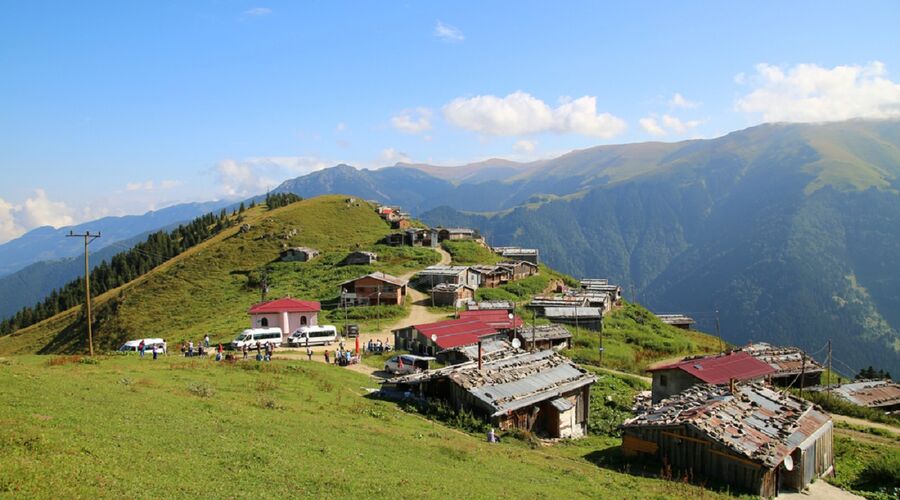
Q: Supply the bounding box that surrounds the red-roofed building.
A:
[457,309,524,330]
[647,351,775,403]
[393,317,507,356]
[248,297,320,338]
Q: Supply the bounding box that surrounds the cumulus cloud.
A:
[443,91,626,138]
[434,21,464,42]
[640,114,702,136]
[669,92,700,109]
[380,148,412,165]
[125,180,183,191]
[513,139,536,153]
[0,189,74,243]
[243,7,272,16]
[391,107,433,134]
[735,61,900,122]
[335,122,347,132]
[215,156,331,196]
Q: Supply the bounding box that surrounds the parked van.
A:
[230,328,284,349]
[119,338,167,353]
[287,325,338,347]
[384,355,435,375]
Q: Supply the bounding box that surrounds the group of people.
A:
[136,340,160,360]
[366,338,392,353]
[179,335,226,360]
[239,341,274,362]
[324,348,358,366]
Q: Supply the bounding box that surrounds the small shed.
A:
[514,324,573,351]
[543,306,603,331]
[430,283,476,308]
[647,351,775,403]
[341,251,378,266]
[621,383,833,497]
[737,342,824,387]
[386,349,596,438]
[655,314,696,330]
[280,247,319,262]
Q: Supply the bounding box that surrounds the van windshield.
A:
[236,333,251,341]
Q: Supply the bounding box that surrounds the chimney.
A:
[729,378,736,393]
[477,340,483,371]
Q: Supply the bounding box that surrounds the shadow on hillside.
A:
[36,321,85,355]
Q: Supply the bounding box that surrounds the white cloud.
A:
[434,21,464,42]
[243,7,272,16]
[335,122,347,132]
[639,117,666,136]
[391,107,433,134]
[125,180,183,191]
[214,156,331,196]
[159,180,183,190]
[513,139,536,153]
[443,91,626,138]
[0,189,74,243]
[735,61,900,122]
[380,148,412,165]
[669,92,700,109]
[640,114,702,136]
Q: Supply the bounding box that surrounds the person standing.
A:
[138,340,145,358]
[204,334,210,348]
[242,343,248,360]
[152,344,159,360]
[306,346,313,361]
[188,340,194,357]
[324,350,330,364]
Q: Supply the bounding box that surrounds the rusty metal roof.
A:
[831,380,900,408]
[623,383,832,467]
[515,324,572,341]
[648,351,775,384]
[738,342,824,376]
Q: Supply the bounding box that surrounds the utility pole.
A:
[715,308,722,354]
[799,353,807,399]
[827,339,833,403]
[531,308,536,352]
[67,231,101,356]
[599,315,604,366]
[260,268,269,302]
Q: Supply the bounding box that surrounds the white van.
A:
[230,328,284,349]
[384,355,435,375]
[287,325,338,347]
[119,338,167,353]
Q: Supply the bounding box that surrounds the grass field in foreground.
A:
[0,355,729,499]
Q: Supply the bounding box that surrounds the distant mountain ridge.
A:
[0,200,231,278]
[270,120,900,374]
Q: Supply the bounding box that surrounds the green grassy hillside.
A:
[0,196,437,355]
[0,355,728,498]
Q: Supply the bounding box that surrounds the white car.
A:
[230,328,284,349]
[119,338,167,353]
[384,355,435,375]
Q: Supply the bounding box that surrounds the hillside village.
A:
[0,195,898,499]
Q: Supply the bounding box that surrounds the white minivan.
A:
[230,328,284,349]
[119,338,167,353]
[287,325,338,347]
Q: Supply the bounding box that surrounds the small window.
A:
[660,374,668,387]
[300,316,308,326]
[260,318,269,327]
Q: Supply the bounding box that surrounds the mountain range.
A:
[2,120,897,373]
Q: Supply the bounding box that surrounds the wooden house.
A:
[514,324,573,351]
[737,342,824,387]
[340,251,378,266]
[430,283,476,308]
[385,349,596,439]
[457,309,523,332]
[821,380,900,413]
[497,260,539,281]
[622,383,833,497]
[469,265,509,288]
[656,314,696,330]
[646,351,775,403]
[437,227,478,242]
[279,247,319,262]
[339,272,408,307]
[437,338,518,365]
[543,306,603,331]
[248,297,320,337]
[417,265,478,288]
[464,300,515,313]
[390,218,412,230]
[579,278,623,304]
[492,246,540,265]
[382,233,405,246]
[405,228,438,247]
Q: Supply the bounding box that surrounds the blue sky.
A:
[2,1,900,242]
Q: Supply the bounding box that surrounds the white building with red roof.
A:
[248,297,321,337]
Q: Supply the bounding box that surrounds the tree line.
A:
[0,209,238,335]
[265,192,302,210]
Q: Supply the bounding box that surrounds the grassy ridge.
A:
[0,355,725,498]
[0,196,437,355]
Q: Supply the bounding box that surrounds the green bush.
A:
[442,241,499,265]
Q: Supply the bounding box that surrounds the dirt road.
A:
[831,414,900,434]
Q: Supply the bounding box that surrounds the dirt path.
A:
[594,366,652,384]
[777,480,863,499]
[831,414,900,434]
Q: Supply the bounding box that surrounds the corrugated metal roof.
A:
[648,352,775,384]
[516,324,572,341]
[832,380,900,408]
[623,383,832,468]
[414,318,500,349]
[738,342,824,376]
[544,307,603,319]
[457,310,523,329]
[338,272,408,287]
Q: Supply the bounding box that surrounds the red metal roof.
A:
[457,310,524,329]
[414,318,501,350]
[647,351,774,384]
[248,297,321,314]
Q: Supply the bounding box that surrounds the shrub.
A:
[187,382,216,398]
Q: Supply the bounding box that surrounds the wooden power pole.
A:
[67,230,101,356]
